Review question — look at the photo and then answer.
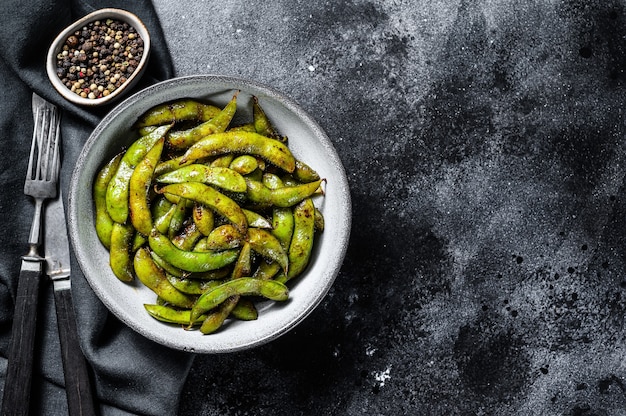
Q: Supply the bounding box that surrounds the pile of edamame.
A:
[93,92,325,334]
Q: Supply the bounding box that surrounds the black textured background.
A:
[150,0,626,414]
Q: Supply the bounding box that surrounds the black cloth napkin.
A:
[0,1,195,414]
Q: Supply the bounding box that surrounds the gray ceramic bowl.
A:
[69,75,351,353]
[46,8,151,107]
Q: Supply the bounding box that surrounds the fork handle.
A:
[1,257,43,416]
[53,286,98,416]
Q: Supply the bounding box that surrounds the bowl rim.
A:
[69,74,352,353]
[46,8,151,107]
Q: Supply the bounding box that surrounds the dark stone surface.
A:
[152,0,626,414]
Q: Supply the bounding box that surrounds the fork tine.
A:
[42,108,57,182]
[26,118,38,181]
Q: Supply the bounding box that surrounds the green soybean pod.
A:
[134,99,221,128]
[280,197,316,283]
[154,155,189,177]
[228,123,256,133]
[169,198,190,239]
[94,152,123,249]
[129,138,164,236]
[231,242,252,280]
[262,172,283,190]
[151,195,173,221]
[314,207,325,232]
[106,125,171,224]
[210,154,234,168]
[192,203,215,236]
[205,224,244,250]
[200,296,240,334]
[190,278,289,322]
[229,155,258,175]
[165,274,222,295]
[154,201,177,235]
[180,131,296,173]
[245,178,323,208]
[252,96,276,138]
[150,250,187,278]
[230,298,258,320]
[167,92,238,150]
[156,164,247,193]
[252,96,286,142]
[149,230,239,272]
[247,228,289,274]
[293,160,321,183]
[242,209,272,229]
[252,259,281,281]
[171,220,204,251]
[144,304,207,326]
[109,222,135,282]
[134,247,196,308]
[158,182,248,235]
[272,207,294,251]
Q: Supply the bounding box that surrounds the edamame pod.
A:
[109,222,135,282]
[281,197,316,282]
[134,99,221,128]
[156,164,247,193]
[231,242,252,280]
[190,278,289,322]
[245,178,323,208]
[180,131,296,173]
[129,138,164,236]
[252,259,281,281]
[149,230,239,272]
[252,95,285,142]
[200,296,240,334]
[230,298,258,320]
[144,304,207,326]
[94,152,123,249]
[242,209,272,229]
[229,155,258,175]
[262,172,283,190]
[210,154,234,168]
[192,203,215,236]
[150,250,187,278]
[154,155,192,177]
[134,248,196,308]
[165,274,222,295]
[205,224,244,250]
[106,125,171,224]
[157,182,248,234]
[154,201,177,235]
[247,228,289,273]
[314,207,325,232]
[151,195,173,220]
[172,220,203,251]
[293,160,321,183]
[272,207,294,251]
[167,93,238,150]
[169,198,190,239]
[228,123,256,133]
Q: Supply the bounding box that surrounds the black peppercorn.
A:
[66,35,78,48]
[56,18,145,100]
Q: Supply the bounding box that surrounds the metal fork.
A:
[1,93,61,416]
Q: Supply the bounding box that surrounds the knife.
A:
[45,189,98,416]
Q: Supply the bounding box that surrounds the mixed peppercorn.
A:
[55,18,144,100]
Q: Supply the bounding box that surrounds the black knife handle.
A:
[53,287,98,416]
[1,259,42,416]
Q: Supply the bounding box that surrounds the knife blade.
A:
[44,189,97,416]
